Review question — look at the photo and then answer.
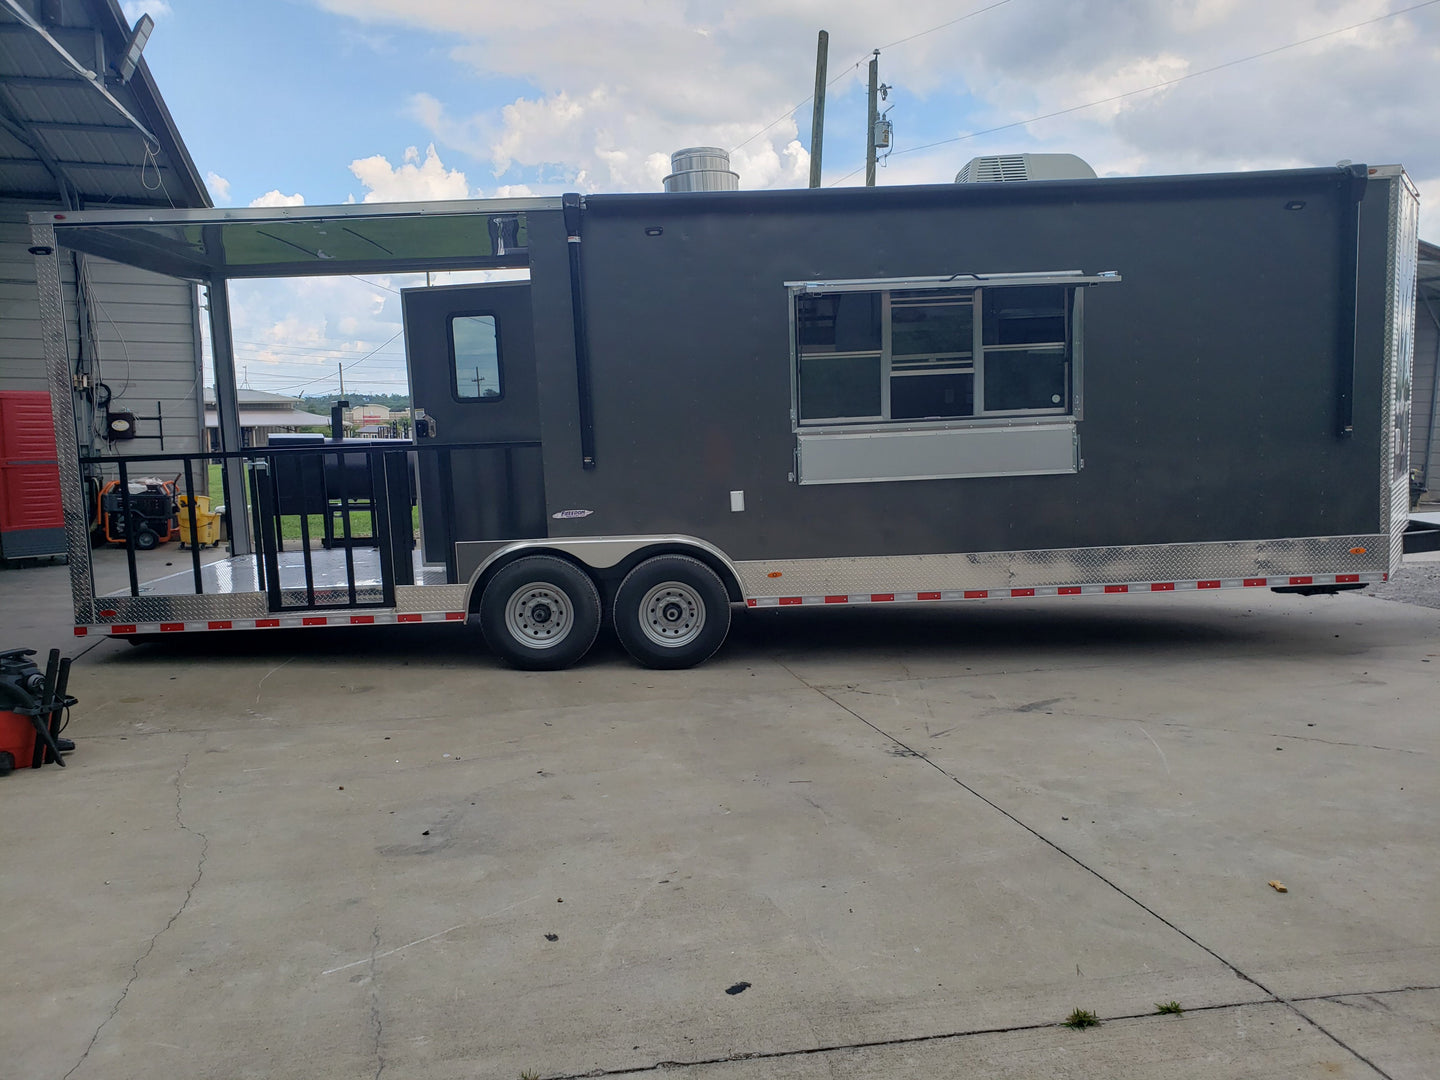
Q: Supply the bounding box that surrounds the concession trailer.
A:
[30,162,1419,669]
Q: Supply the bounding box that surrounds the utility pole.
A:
[338,361,345,397]
[865,50,879,187]
[809,30,828,188]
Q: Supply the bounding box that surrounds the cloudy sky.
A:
[125,0,1440,395]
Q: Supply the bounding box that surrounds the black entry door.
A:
[402,282,546,571]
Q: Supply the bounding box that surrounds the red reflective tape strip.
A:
[445,611,465,621]
[350,615,375,625]
[1105,584,1128,593]
[1336,574,1360,584]
[964,589,988,599]
[745,598,757,607]
[1151,582,1175,591]
[1198,580,1221,589]
[1010,588,1035,598]
[779,596,803,606]
[302,616,327,626]
[824,595,848,604]
[1058,586,1082,595]
[398,613,423,622]
[1289,576,1313,586]
[110,624,137,635]
[871,593,895,602]
[208,620,232,630]
[73,626,88,636]
[255,619,280,628]
[918,591,943,601]
[160,623,184,632]
[1244,578,1267,587]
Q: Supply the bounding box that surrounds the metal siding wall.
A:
[0,201,77,392]
[525,175,1391,562]
[80,256,204,457]
[0,201,203,459]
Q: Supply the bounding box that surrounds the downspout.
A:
[562,193,597,469]
[1334,163,1368,438]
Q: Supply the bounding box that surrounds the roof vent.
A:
[663,147,739,192]
[956,153,1097,183]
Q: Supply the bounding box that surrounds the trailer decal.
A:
[742,573,1382,608]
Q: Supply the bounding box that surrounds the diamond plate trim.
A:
[734,535,1389,597]
[1380,172,1419,570]
[31,221,95,624]
[397,585,467,612]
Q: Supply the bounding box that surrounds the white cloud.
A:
[205,171,231,203]
[250,190,306,208]
[307,0,1440,233]
[349,143,472,202]
[122,1,171,22]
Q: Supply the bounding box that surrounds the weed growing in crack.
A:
[1155,1000,1184,1015]
[519,1071,540,1080]
[1063,1007,1101,1029]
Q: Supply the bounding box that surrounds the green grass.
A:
[204,461,416,544]
[1155,1000,1184,1015]
[1063,1008,1101,1030]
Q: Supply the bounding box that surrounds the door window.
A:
[450,314,502,401]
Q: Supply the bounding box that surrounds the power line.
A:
[728,0,1012,155]
[262,330,404,391]
[828,0,1440,185]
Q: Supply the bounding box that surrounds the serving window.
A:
[787,270,1119,485]
[792,274,1098,428]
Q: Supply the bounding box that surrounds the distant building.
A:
[203,388,329,448]
[344,402,393,426]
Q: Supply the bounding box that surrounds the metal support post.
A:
[205,273,252,554]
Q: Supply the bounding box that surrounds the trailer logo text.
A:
[552,509,594,520]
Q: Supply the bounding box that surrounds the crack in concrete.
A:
[369,923,386,1080]
[774,661,1401,1080]
[536,985,1440,1080]
[62,754,209,1080]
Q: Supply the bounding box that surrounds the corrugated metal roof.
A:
[0,0,208,209]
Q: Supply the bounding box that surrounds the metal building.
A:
[0,0,210,556]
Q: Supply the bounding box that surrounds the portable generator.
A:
[97,478,178,550]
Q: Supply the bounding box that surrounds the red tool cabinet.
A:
[0,391,65,560]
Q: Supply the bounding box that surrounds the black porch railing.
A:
[78,440,541,612]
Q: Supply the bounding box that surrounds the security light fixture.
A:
[117,14,154,84]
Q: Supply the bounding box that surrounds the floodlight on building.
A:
[117,14,154,84]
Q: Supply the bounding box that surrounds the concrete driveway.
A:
[1,562,1436,1079]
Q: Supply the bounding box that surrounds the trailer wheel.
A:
[479,555,601,671]
[613,555,731,669]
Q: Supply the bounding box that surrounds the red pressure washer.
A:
[0,648,76,776]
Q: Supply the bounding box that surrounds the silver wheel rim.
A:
[504,583,573,649]
[639,580,706,648]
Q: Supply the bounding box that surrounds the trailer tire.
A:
[613,555,730,670]
[479,555,601,671]
[132,526,159,551]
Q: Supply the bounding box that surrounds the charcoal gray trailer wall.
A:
[523,168,1399,562]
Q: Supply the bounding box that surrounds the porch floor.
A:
[96,544,451,598]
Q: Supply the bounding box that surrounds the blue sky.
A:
[123,0,1440,394]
